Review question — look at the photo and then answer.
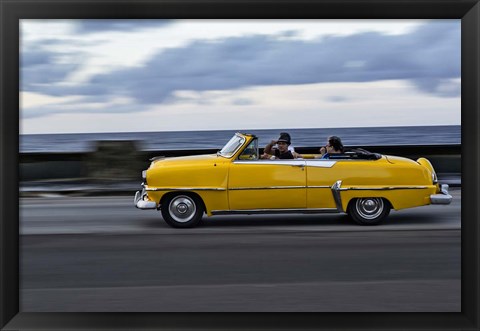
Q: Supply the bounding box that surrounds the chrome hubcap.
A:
[356,198,384,220]
[169,196,196,223]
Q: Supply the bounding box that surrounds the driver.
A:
[262,132,294,159]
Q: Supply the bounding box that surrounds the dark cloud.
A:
[74,19,172,33]
[21,20,460,118]
[21,46,83,87]
[91,21,460,104]
[21,49,52,67]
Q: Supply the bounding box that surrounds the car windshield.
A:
[218,134,245,158]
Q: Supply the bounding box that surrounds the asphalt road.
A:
[20,188,461,312]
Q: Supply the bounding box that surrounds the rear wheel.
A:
[161,193,204,228]
[348,198,390,225]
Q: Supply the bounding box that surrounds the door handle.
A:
[291,164,305,169]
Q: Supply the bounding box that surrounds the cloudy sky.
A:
[20,19,460,134]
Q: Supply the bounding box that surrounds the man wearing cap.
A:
[262,132,294,159]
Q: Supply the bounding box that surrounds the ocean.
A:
[20,125,461,153]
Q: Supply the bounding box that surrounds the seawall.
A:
[20,141,461,191]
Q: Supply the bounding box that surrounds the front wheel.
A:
[347,198,390,225]
[161,194,204,228]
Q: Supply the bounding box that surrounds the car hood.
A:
[150,154,223,167]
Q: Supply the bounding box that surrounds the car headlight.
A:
[142,170,147,180]
[432,171,438,184]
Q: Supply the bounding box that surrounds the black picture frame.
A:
[1,1,479,330]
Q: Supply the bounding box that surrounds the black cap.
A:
[277,132,291,145]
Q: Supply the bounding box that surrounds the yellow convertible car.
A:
[135,132,452,228]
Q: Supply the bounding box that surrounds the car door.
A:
[228,159,307,210]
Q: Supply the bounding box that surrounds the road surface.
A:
[20,188,461,312]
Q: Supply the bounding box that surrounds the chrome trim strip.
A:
[233,160,306,166]
[211,208,339,215]
[144,185,427,192]
[231,186,333,190]
[330,180,344,212]
[234,160,338,168]
[340,186,428,191]
[145,187,226,191]
[229,186,305,190]
[305,160,337,168]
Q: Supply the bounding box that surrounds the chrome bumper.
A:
[430,184,452,205]
[134,189,157,209]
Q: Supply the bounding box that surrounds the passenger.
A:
[318,135,344,159]
[262,132,294,159]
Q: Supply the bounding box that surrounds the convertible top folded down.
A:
[328,148,381,160]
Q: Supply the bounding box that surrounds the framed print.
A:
[1,0,479,330]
